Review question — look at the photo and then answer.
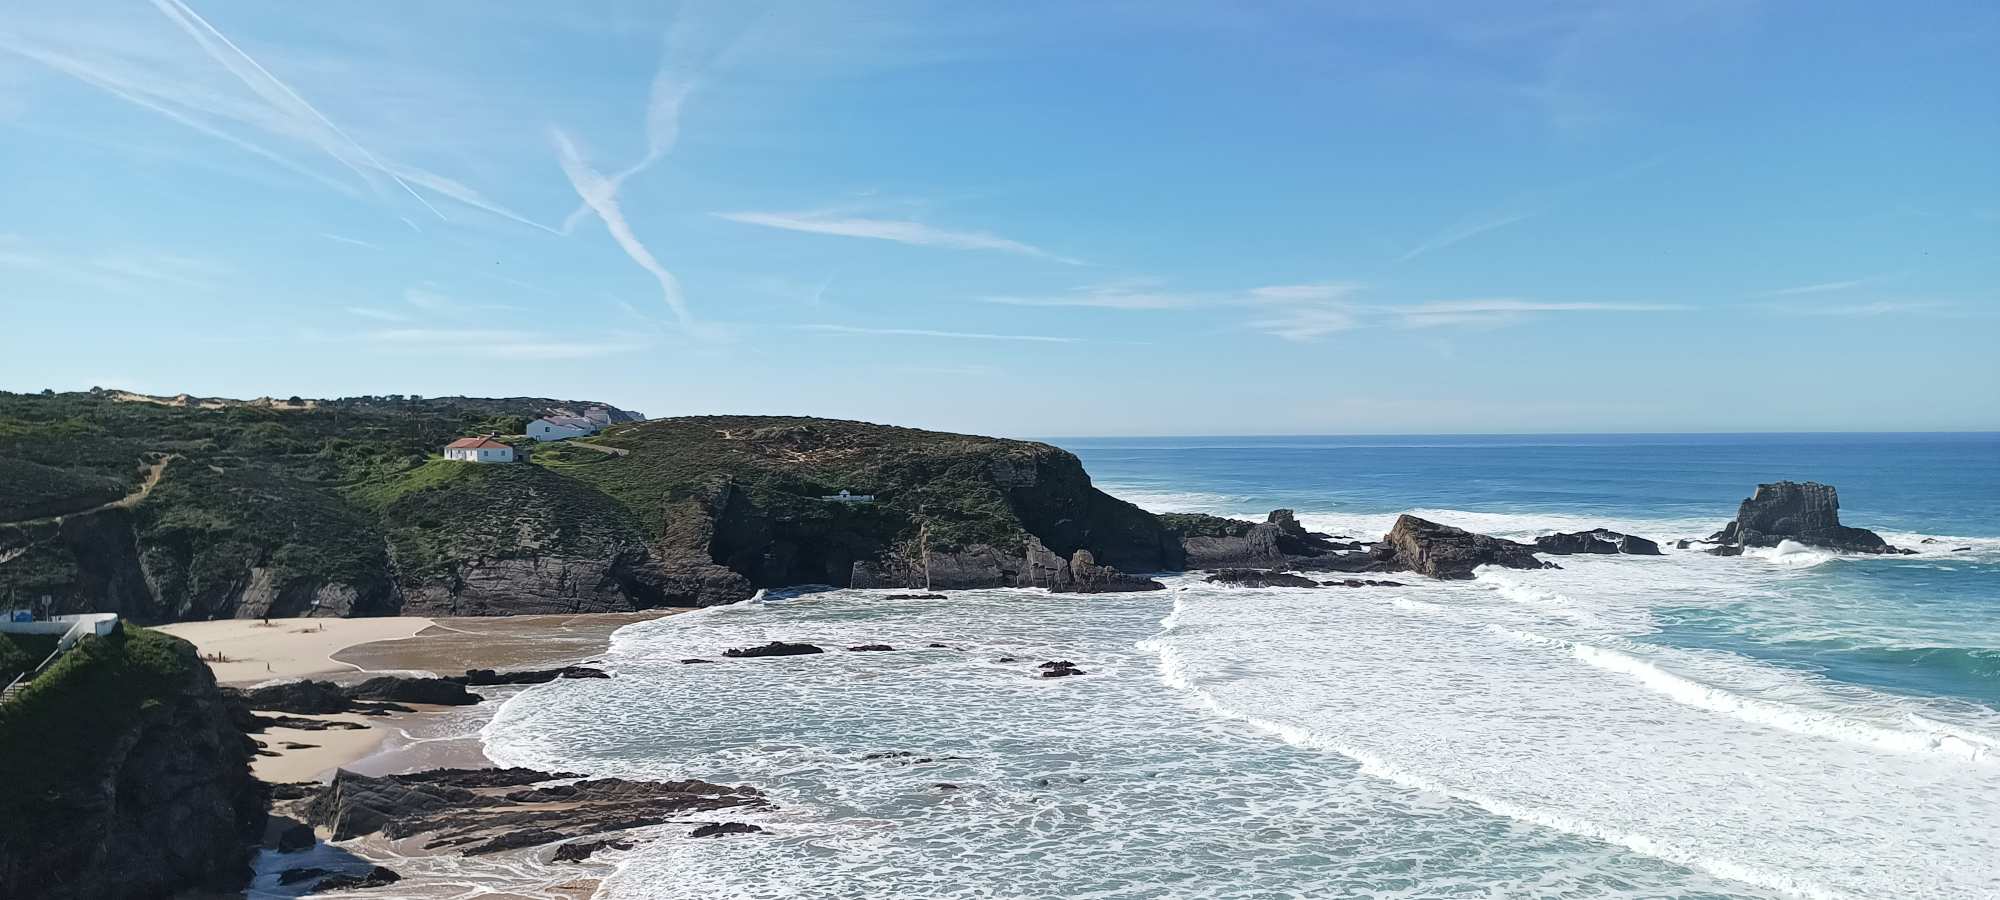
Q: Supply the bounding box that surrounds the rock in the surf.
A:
[1382,515,1551,580]
[1206,569,1323,588]
[1165,509,1365,571]
[723,641,825,658]
[1534,529,1662,556]
[1707,481,1900,554]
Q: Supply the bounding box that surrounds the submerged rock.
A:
[553,838,633,862]
[1708,481,1899,554]
[847,644,896,652]
[1039,660,1086,678]
[885,593,947,600]
[723,641,825,658]
[1206,569,1323,588]
[1321,579,1406,587]
[1382,515,1551,580]
[1534,529,1662,556]
[690,822,765,838]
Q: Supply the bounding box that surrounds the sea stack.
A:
[1708,481,1901,554]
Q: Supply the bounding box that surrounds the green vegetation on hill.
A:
[353,458,646,581]
[0,633,60,685]
[0,626,199,848]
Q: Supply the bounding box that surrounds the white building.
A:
[820,489,876,503]
[444,435,516,463]
[527,416,598,442]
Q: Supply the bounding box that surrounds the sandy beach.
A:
[163,612,681,783]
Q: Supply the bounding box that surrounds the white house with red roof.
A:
[444,435,515,463]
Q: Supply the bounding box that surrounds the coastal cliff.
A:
[0,625,265,899]
[0,393,1167,618]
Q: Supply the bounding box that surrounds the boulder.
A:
[1039,660,1086,678]
[1206,569,1322,588]
[1382,515,1550,580]
[723,641,824,658]
[1534,529,1662,556]
[1321,579,1405,587]
[1708,481,1898,553]
[275,822,315,853]
[846,644,896,652]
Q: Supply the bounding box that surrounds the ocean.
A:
[482,433,2000,899]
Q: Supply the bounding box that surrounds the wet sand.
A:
[170,611,684,784]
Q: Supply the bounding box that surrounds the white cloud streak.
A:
[320,233,381,249]
[344,306,407,322]
[147,0,445,221]
[1396,211,1532,263]
[716,211,1080,264]
[1757,278,1869,297]
[800,324,1081,343]
[554,129,695,330]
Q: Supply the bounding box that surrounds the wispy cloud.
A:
[146,0,444,220]
[800,324,1081,343]
[1396,211,1532,263]
[1756,278,1870,297]
[344,306,407,322]
[320,233,380,250]
[985,275,1683,342]
[554,129,695,331]
[1766,300,1956,317]
[716,211,1080,264]
[0,238,228,294]
[0,8,554,232]
[403,285,515,313]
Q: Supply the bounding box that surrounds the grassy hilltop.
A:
[0,390,1167,620]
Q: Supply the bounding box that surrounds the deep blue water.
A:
[1061,433,2000,709]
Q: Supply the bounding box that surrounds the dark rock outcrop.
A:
[1166,509,1364,571]
[847,644,896,652]
[553,838,633,862]
[723,641,825,658]
[1039,660,1086,678]
[1206,569,1323,588]
[450,666,610,686]
[345,676,481,706]
[0,627,266,900]
[1708,481,1900,554]
[235,679,353,714]
[297,768,767,856]
[689,822,764,838]
[854,538,1163,594]
[1534,529,1662,556]
[313,865,402,891]
[1321,579,1406,587]
[1382,515,1550,580]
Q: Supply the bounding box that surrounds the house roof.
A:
[447,436,511,450]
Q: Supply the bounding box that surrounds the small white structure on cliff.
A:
[821,489,875,503]
[444,435,515,463]
[527,416,598,441]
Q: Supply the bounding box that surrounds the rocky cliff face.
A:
[0,626,265,900]
[1709,481,1899,553]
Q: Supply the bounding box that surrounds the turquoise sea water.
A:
[476,433,1999,900]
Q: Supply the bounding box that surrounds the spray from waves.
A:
[1742,540,1841,569]
[1140,594,1853,900]
[1480,625,1998,765]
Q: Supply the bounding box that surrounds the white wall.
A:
[528,420,593,441]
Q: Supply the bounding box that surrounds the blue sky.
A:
[1,1,1994,436]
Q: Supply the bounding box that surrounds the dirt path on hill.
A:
[0,454,176,528]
